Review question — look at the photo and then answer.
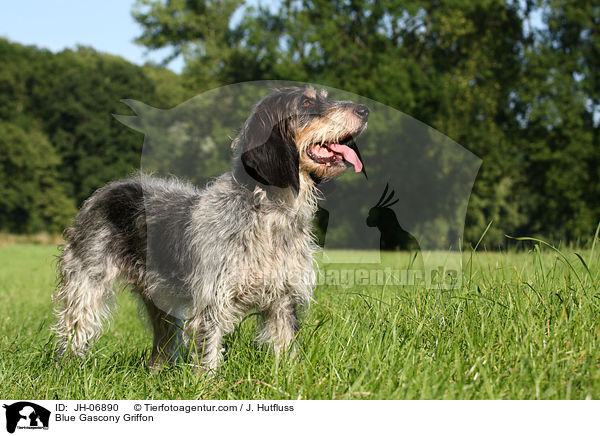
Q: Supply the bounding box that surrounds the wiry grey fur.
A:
[53,86,369,372]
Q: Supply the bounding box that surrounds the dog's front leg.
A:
[257,297,299,358]
[186,306,234,373]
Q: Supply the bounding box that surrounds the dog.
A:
[53,86,369,371]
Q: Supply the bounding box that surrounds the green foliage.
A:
[0,121,75,233]
[0,38,189,232]
[132,0,245,90]
[515,0,600,242]
[26,46,175,204]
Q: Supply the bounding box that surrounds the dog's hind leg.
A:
[141,295,186,370]
[53,246,119,357]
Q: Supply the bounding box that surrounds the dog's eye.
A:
[302,98,314,107]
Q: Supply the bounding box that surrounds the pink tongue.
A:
[328,143,363,172]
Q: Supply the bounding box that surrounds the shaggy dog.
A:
[53,86,369,371]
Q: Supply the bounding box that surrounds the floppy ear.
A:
[240,110,300,195]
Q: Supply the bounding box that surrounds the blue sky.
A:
[0,0,185,72]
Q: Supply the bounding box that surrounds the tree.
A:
[0,38,189,232]
[0,121,76,233]
[514,0,600,241]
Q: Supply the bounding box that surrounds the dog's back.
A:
[61,175,201,283]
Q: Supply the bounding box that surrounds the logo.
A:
[114,80,481,316]
[3,402,50,434]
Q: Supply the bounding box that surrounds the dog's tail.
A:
[52,238,118,358]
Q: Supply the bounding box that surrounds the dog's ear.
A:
[240,109,300,195]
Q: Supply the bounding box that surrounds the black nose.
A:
[354,104,370,120]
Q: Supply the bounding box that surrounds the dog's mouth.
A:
[306,134,363,173]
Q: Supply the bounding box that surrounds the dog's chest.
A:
[235,209,316,302]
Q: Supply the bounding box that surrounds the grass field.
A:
[0,242,599,400]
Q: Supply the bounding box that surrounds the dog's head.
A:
[234,86,369,195]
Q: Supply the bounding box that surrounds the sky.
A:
[0,0,186,72]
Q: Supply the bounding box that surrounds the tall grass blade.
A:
[506,235,583,286]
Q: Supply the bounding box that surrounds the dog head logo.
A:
[3,402,50,433]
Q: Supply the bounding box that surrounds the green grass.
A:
[0,242,599,399]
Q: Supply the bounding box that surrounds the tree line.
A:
[0,38,191,233]
[0,0,598,247]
